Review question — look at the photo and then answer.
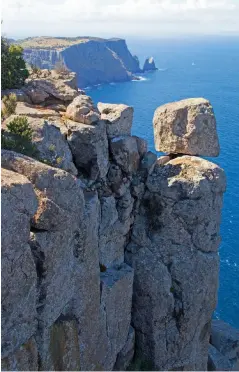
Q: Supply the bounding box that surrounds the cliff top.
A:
[17,36,124,50]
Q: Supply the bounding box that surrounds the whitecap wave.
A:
[132,76,148,82]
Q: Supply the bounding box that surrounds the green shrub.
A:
[2,93,17,119]
[1,116,38,158]
[6,116,33,141]
[1,37,29,89]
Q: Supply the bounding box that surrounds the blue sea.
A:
[87,37,239,329]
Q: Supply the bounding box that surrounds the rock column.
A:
[126,98,226,370]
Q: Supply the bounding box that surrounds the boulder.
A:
[153,98,220,156]
[211,319,239,370]
[4,116,77,175]
[143,57,157,72]
[24,70,78,104]
[98,102,133,137]
[66,95,100,125]
[208,344,231,371]
[110,136,140,174]
[114,326,135,371]
[66,119,109,180]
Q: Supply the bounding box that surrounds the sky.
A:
[2,0,239,40]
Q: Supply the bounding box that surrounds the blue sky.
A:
[2,0,239,39]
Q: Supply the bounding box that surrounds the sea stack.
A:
[143,56,157,71]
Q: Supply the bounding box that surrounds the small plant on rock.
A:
[1,116,38,158]
[6,116,33,141]
[1,93,17,119]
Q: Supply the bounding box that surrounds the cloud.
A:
[2,0,239,39]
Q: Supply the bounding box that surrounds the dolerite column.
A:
[125,98,226,370]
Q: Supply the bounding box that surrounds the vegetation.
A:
[1,94,17,119]
[1,116,38,158]
[1,37,29,89]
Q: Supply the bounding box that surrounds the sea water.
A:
[87,37,239,328]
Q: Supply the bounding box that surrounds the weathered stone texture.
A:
[66,119,109,180]
[126,155,226,370]
[98,102,133,137]
[66,95,100,124]
[210,319,239,371]
[100,264,134,370]
[153,98,220,156]
[1,337,38,371]
[1,168,38,357]
[114,326,135,371]
[110,135,140,174]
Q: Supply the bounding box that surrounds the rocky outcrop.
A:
[21,37,141,87]
[143,57,157,71]
[1,73,228,371]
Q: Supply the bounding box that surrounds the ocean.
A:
[87,37,239,328]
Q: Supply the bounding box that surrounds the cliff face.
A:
[1,74,231,371]
[21,37,140,87]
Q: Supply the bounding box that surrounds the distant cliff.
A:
[20,37,141,88]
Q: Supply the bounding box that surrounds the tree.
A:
[1,37,29,89]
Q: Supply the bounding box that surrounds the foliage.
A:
[6,116,33,141]
[1,37,29,89]
[54,60,69,74]
[1,116,38,158]
[1,94,17,119]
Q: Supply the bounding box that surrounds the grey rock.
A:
[48,317,81,371]
[1,169,38,357]
[211,319,239,370]
[98,102,133,138]
[134,136,148,158]
[66,95,100,124]
[4,116,77,175]
[208,344,231,371]
[1,150,85,233]
[24,70,78,103]
[140,151,157,176]
[100,264,134,369]
[110,136,140,174]
[14,102,60,119]
[126,155,226,370]
[1,337,38,371]
[114,326,135,371]
[153,98,220,156]
[1,88,31,104]
[117,189,134,222]
[66,119,109,180]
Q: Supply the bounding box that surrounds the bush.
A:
[54,60,69,74]
[1,37,29,89]
[1,93,17,119]
[1,116,38,158]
